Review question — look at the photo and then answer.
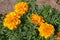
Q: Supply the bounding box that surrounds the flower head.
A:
[14,2,28,16]
[3,12,21,30]
[31,13,44,26]
[6,12,21,18]
[57,32,60,40]
[38,22,55,38]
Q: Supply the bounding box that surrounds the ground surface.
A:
[0,0,15,14]
[0,0,60,14]
[37,0,60,11]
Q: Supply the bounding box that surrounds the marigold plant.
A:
[14,2,28,16]
[6,12,21,18]
[31,13,45,26]
[3,12,21,30]
[38,22,55,38]
[57,32,60,40]
[1,0,60,40]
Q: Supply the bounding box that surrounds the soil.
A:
[0,0,15,14]
[37,0,60,11]
[0,0,60,14]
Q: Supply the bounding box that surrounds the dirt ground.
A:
[0,0,60,14]
[0,0,15,14]
[37,0,60,11]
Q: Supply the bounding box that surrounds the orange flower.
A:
[31,13,44,26]
[14,2,28,16]
[38,22,55,38]
[3,12,21,30]
[6,12,21,18]
[57,37,60,40]
[57,32,60,40]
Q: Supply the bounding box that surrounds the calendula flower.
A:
[31,13,44,26]
[38,22,55,38]
[3,12,21,30]
[14,2,28,16]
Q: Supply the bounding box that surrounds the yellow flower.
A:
[38,23,55,38]
[14,2,28,16]
[31,13,44,26]
[3,12,21,30]
[6,12,21,18]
